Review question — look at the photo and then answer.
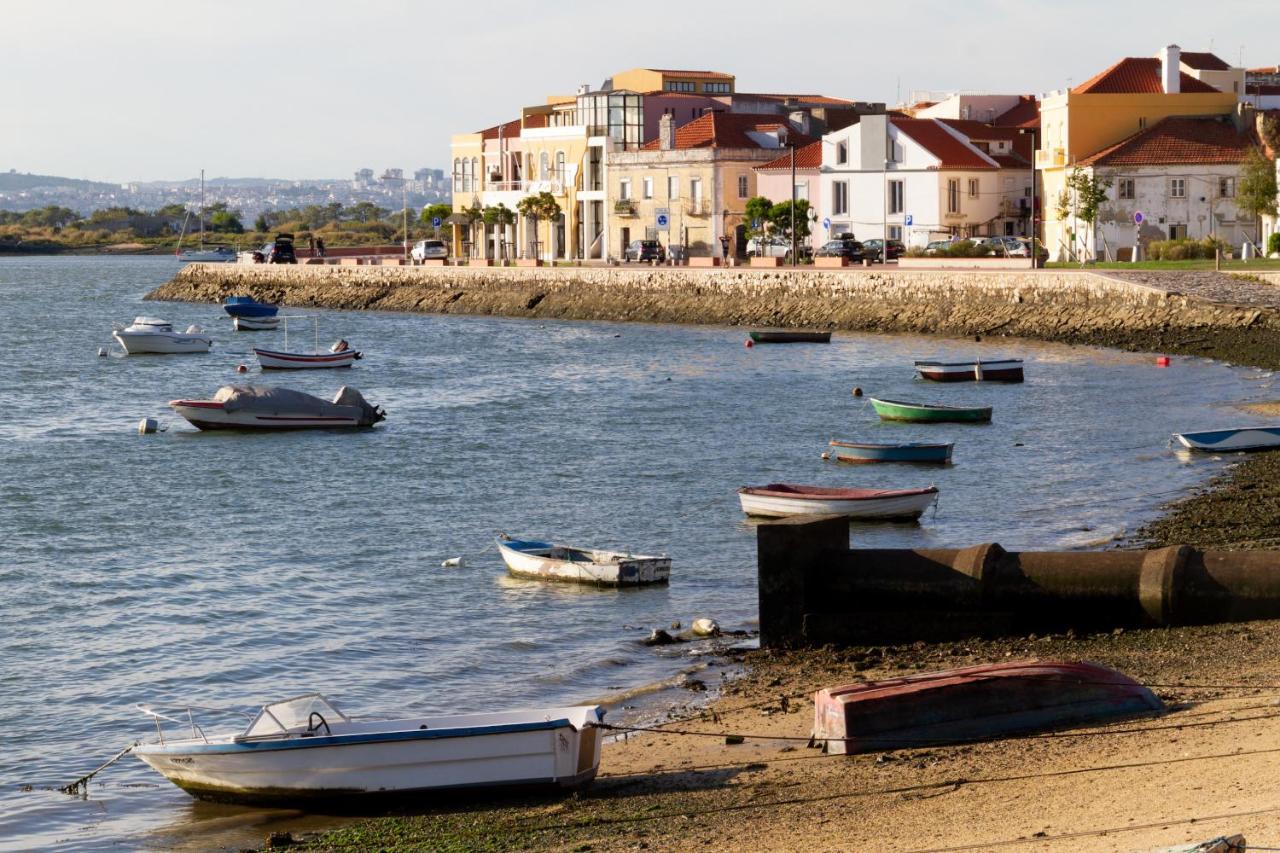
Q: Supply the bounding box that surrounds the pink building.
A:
[753,140,823,251]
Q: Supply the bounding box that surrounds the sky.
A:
[4,0,1278,183]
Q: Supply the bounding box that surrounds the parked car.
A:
[814,238,866,262]
[746,236,810,260]
[924,239,954,256]
[411,239,449,262]
[623,240,665,262]
[861,238,905,262]
[263,233,297,264]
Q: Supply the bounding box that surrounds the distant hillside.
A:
[0,171,116,192]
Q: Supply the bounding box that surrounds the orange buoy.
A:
[1156,356,1171,367]
[852,387,863,397]
[236,363,248,373]
[745,339,754,348]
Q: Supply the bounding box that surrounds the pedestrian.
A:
[719,234,731,265]
[308,235,316,257]
[316,237,326,258]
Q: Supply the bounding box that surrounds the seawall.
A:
[148,264,1280,362]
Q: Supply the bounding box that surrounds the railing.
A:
[685,199,710,216]
[614,200,637,216]
[480,180,565,194]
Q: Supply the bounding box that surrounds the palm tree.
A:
[517,192,562,261]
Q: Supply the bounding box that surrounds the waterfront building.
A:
[753,140,823,253]
[1037,45,1238,260]
[818,114,1034,248]
[1070,115,1262,258]
[606,111,813,260]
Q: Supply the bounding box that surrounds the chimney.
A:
[659,113,676,150]
[1160,44,1181,94]
[577,83,591,95]
[788,110,811,137]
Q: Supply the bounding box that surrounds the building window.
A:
[833,181,849,215]
[836,141,848,165]
[1138,117,1148,130]
[889,225,902,241]
[1118,178,1135,200]
[1220,177,1236,198]
[704,82,730,94]
[795,182,808,201]
[888,180,904,214]
[668,176,679,200]
[453,158,461,192]
[540,152,550,181]
[690,177,702,201]
[664,80,696,93]
[1170,178,1185,198]
[737,175,749,198]
[968,178,979,199]
[556,151,566,183]
[947,179,960,214]
[886,137,902,163]
[642,177,653,199]
[619,178,631,200]
[1169,223,1187,240]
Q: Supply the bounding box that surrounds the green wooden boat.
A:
[749,330,831,344]
[869,397,992,423]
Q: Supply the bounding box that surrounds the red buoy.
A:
[236,363,248,373]
[745,339,754,348]
[1156,356,1170,367]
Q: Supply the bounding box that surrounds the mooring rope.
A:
[60,743,136,797]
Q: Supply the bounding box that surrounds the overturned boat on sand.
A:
[169,385,385,430]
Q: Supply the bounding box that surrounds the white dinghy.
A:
[497,536,671,586]
[113,317,212,354]
[133,694,605,804]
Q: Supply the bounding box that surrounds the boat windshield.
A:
[242,694,349,738]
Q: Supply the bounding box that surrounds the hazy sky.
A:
[5,0,1277,182]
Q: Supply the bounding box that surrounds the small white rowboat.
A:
[254,346,361,369]
[233,316,280,331]
[738,483,939,520]
[133,694,604,804]
[1173,426,1280,453]
[496,536,671,586]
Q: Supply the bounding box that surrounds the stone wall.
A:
[148,264,1280,349]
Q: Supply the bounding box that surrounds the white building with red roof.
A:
[818,114,1035,248]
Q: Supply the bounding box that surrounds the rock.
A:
[643,629,679,646]
[266,832,295,849]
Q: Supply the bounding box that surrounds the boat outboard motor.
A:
[332,386,386,426]
[330,339,349,353]
[185,325,203,334]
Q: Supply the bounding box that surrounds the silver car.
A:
[411,239,449,262]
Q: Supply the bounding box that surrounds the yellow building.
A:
[606,112,811,260]
[1038,45,1237,260]
[609,68,735,97]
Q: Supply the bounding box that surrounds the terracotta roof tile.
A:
[479,118,522,140]
[646,69,733,79]
[992,96,1040,129]
[1072,57,1220,94]
[755,140,823,171]
[1079,116,1256,166]
[939,119,1036,161]
[641,112,814,151]
[1179,51,1231,71]
[737,93,856,106]
[891,118,998,169]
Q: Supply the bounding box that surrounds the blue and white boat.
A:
[826,440,954,464]
[1173,426,1280,453]
[222,296,279,319]
[497,536,671,586]
[134,694,604,804]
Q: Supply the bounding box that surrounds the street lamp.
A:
[789,137,798,267]
[1019,126,1039,270]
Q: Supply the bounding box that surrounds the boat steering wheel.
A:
[306,712,331,737]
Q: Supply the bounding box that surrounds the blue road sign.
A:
[904,214,913,226]
[1134,211,1144,225]
[656,212,670,229]
[432,216,442,228]
[822,217,831,231]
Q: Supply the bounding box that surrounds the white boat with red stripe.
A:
[253,316,362,369]
[169,385,385,430]
[738,483,939,520]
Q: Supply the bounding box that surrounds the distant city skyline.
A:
[7,0,1278,182]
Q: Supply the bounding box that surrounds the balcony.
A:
[614,200,637,216]
[685,199,711,216]
[1035,148,1066,168]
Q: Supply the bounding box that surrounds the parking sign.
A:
[432,216,442,228]
[904,214,913,226]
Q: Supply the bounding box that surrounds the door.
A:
[620,227,630,260]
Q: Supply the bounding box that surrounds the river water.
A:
[0,256,1273,850]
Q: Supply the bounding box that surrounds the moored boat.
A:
[133,694,604,804]
[496,536,671,586]
[1173,426,1280,453]
[813,660,1163,755]
[233,316,280,331]
[748,330,832,344]
[826,440,953,464]
[255,344,361,370]
[737,483,938,519]
[178,246,237,263]
[915,358,1024,383]
[870,397,992,424]
[169,385,385,430]
[112,317,212,354]
[223,296,279,319]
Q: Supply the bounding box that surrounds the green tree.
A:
[516,192,561,260]
[482,204,516,260]
[1238,145,1278,247]
[210,209,244,233]
[768,199,811,243]
[1061,167,1112,262]
[153,203,188,218]
[21,205,80,229]
[420,203,453,234]
[253,212,270,232]
[347,201,388,223]
[743,196,774,241]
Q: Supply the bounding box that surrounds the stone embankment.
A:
[150,264,1280,364]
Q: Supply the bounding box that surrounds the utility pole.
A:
[402,183,409,261]
[790,137,797,267]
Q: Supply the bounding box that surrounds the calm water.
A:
[0,256,1273,850]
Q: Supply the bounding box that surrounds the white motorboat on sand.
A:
[133,694,605,804]
[497,536,671,586]
[169,385,385,430]
[113,317,212,354]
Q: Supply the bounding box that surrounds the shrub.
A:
[1269,232,1280,257]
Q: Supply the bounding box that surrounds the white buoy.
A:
[441,557,465,568]
[97,347,108,357]
[691,617,720,637]
[138,418,159,435]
